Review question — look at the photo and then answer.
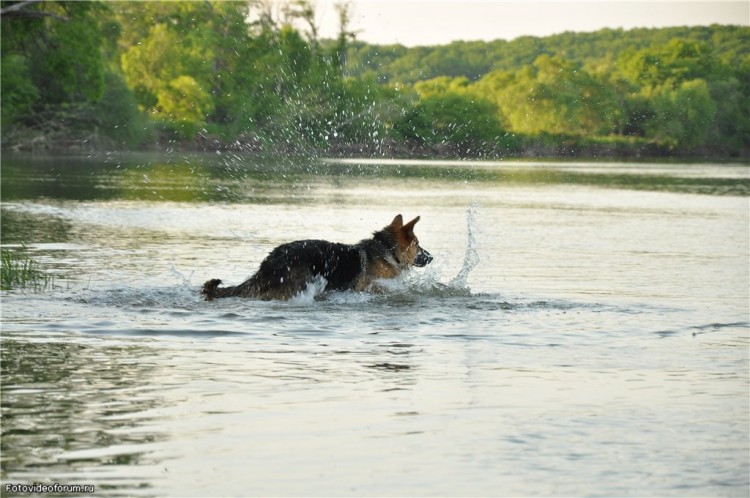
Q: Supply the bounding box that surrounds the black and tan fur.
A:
[202,214,432,301]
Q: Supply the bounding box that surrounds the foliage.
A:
[27,2,105,104]
[117,3,223,137]
[647,79,717,149]
[393,88,508,154]
[1,1,143,146]
[477,55,619,136]
[346,25,749,84]
[93,70,150,147]
[1,1,748,157]
[0,54,39,125]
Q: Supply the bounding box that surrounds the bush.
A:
[392,92,507,154]
[0,54,39,127]
[94,70,150,146]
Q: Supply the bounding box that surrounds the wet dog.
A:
[202,214,432,301]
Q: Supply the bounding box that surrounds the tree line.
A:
[2,1,748,158]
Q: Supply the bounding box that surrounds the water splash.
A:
[449,202,481,289]
[288,275,329,306]
[354,202,482,300]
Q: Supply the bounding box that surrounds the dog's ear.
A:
[390,214,403,227]
[402,216,420,234]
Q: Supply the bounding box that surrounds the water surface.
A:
[1,154,748,496]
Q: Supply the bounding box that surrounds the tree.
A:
[1,1,105,106]
[477,55,617,136]
[414,76,472,97]
[116,1,252,137]
[0,54,39,125]
[615,39,736,150]
[333,1,356,76]
[284,0,319,56]
[647,79,717,149]
[708,77,750,151]
[158,76,214,133]
[392,90,505,154]
[617,39,718,90]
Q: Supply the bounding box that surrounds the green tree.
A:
[159,76,214,133]
[4,3,747,157]
[647,79,717,149]
[1,2,106,110]
[119,12,214,135]
[93,70,148,146]
[477,55,617,136]
[34,4,105,103]
[615,38,739,151]
[0,1,145,146]
[0,54,39,125]
[708,77,750,151]
[618,39,719,90]
[116,1,254,137]
[414,76,472,97]
[392,91,505,154]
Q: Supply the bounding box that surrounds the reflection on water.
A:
[2,153,749,205]
[1,340,166,493]
[1,154,748,496]
[1,208,73,245]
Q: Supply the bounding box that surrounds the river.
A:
[1,153,748,496]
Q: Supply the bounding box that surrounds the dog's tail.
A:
[202,279,237,301]
[202,276,261,301]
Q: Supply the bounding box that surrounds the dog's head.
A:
[384,214,433,268]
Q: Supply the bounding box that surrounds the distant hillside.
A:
[3,2,748,158]
[344,25,750,83]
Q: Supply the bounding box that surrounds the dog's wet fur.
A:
[202,214,432,301]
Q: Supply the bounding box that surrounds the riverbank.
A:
[3,126,748,161]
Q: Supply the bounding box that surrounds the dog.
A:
[202,214,432,301]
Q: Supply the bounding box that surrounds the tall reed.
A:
[1,246,55,291]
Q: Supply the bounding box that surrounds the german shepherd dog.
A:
[202,215,432,301]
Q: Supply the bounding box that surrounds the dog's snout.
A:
[414,247,433,267]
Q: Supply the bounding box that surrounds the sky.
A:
[312,0,749,46]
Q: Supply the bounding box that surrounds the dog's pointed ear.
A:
[402,216,420,234]
[390,214,404,227]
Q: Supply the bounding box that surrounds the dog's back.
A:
[203,240,363,301]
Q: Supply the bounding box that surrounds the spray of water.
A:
[288,275,329,306]
[449,201,481,289]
